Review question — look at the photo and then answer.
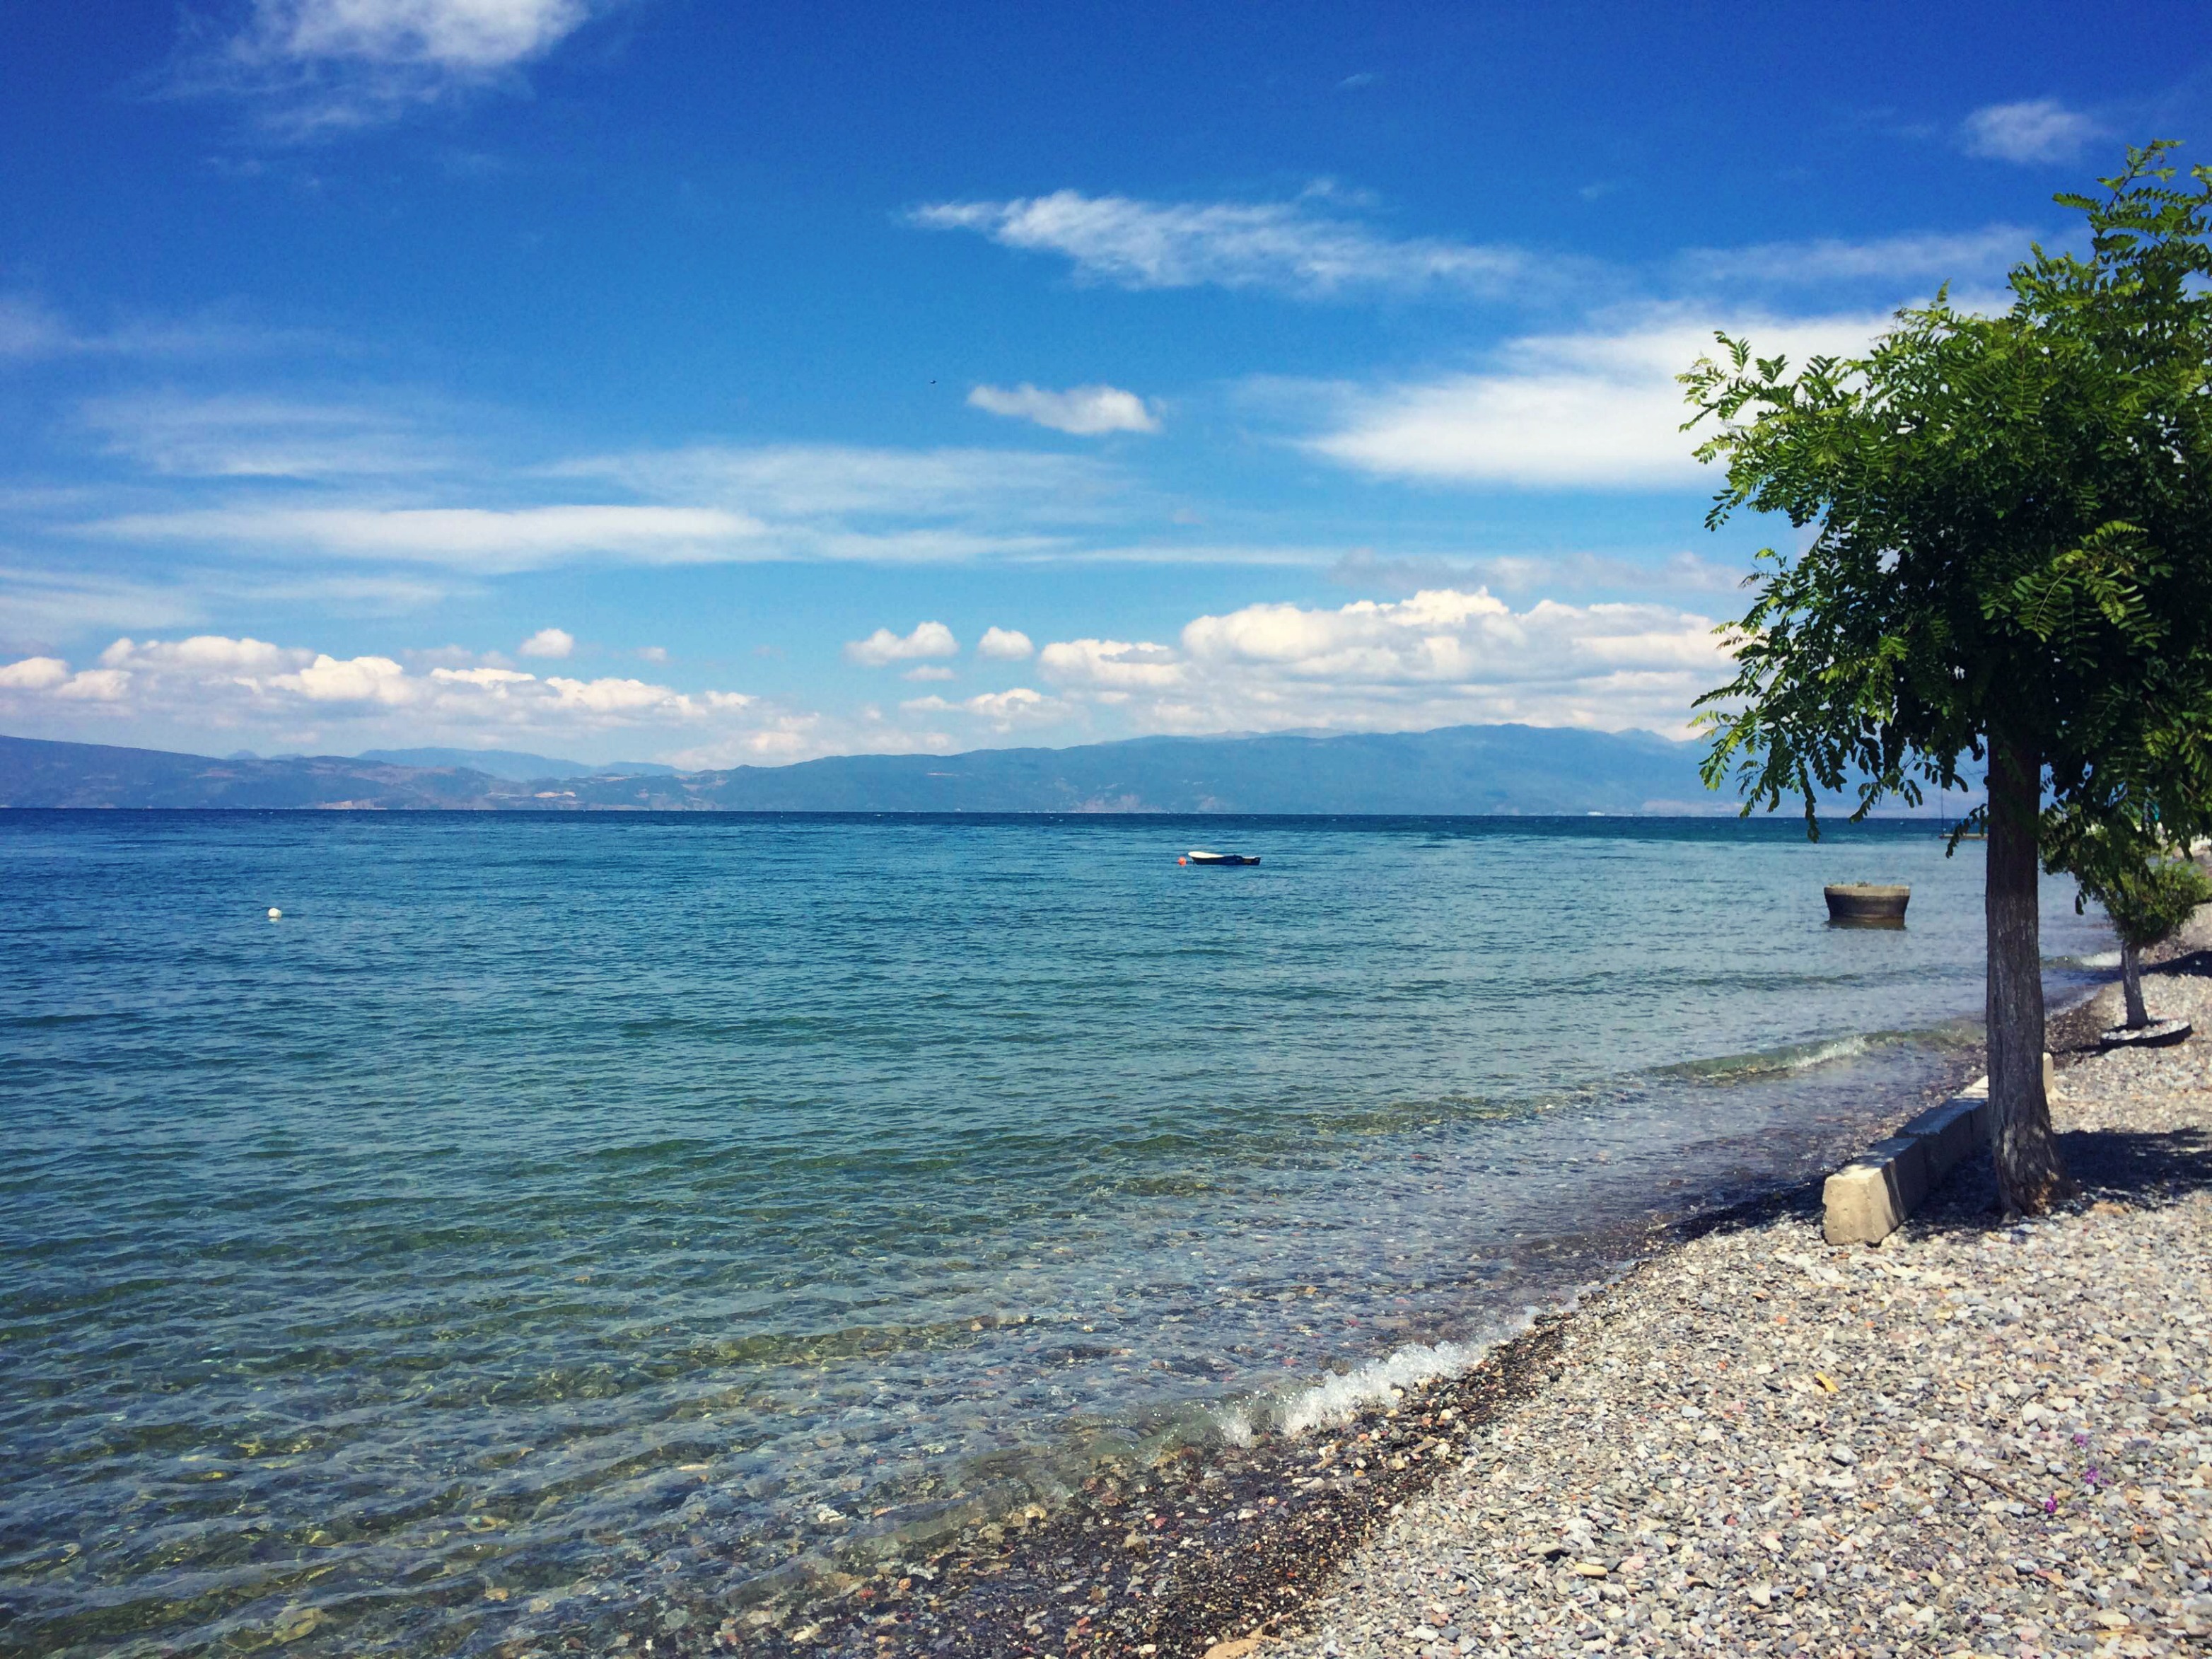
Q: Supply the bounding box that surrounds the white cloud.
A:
[967,383,1160,436]
[98,634,301,673]
[0,296,72,360]
[181,0,600,132]
[910,189,1528,298]
[1293,310,1890,488]
[1033,587,1728,734]
[46,434,1171,598]
[0,566,215,648]
[247,0,590,69]
[519,626,574,658]
[1035,637,1184,692]
[1960,99,2105,164]
[1329,547,1750,598]
[557,441,1112,520]
[55,668,134,702]
[78,392,445,479]
[0,296,319,365]
[977,626,1035,660]
[83,504,767,572]
[0,633,1018,769]
[902,664,956,682]
[844,622,959,667]
[0,634,817,757]
[636,645,668,663]
[287,652,412,702]
[1674,225,2031,287]
[900,687,1067,729]
[0,656,70,690]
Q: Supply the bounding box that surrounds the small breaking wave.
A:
[1667,1032,1879,1083]
[1273,1335,1508,1438]
[1266,1275,1617,1439]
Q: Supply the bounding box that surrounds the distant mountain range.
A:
[0,724,1794,814]
[354,747,681,780]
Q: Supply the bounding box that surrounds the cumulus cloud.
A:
[518,626,574,658]
[0,633,829,759]
[0,656,71,690]
[177,0,601,132]
[900,687,1067,729]
[1292,310,1890,489]
[977,626,1035,660]
[1960,98,2105,164]
[967,383,1160,436]
[844,621,959,667]
[1033,588,1728,734]
[902,664,956,682]
[98,634,299,673]
[1035,637,1183,692]
[910,189,1528,298]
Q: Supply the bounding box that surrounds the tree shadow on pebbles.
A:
[1911,1122,2212,1234]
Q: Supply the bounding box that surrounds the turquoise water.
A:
[0,813,2109,1655]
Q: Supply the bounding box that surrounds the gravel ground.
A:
[1269,960,2212,1659]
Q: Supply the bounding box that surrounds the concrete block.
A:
[1822,1054,2054,1245]
[1898,1095,1985,1176]
[1952,1054,2052,1103]
[1822,1135,1932,1245]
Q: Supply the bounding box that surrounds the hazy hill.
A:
[0,735,542,810]
[0,725,1725,814]
[356,747,680,780]
[561,725,1720,815]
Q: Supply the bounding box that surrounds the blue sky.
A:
[2,1,2204,767]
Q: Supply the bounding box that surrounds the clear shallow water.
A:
[0,812,2110,1655]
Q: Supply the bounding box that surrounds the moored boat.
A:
[1183,849,1260,866]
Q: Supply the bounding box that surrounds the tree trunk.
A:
[1985,735,2074,1214]
[2120,943,2150,1028]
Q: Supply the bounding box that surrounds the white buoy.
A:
[267,907,282,920]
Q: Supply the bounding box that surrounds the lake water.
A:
[0,812,2111,1656]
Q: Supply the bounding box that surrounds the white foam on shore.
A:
[1272,1334,1509,1438]
[2077,950,2122,970]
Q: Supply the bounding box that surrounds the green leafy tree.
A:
[2051,818,2211,1029]
[1681,144,2212,1214]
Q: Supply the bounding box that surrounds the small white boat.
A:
[1183,849,1260,866]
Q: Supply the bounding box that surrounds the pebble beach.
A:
[1267,954,2212,1659]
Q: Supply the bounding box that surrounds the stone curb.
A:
[1820,1053,2054,1245]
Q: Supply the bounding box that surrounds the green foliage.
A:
[1680,143,2212,849]
[2044,810,2212,948]
[2088,856,2212,952]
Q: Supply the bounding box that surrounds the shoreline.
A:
[707,1028,2060,1656]
[702,945,2204,1659]
[1269,949,2212,1659]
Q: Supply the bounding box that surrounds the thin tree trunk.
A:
[2121,943,2150,1028]
[1986,735,2074,1214]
